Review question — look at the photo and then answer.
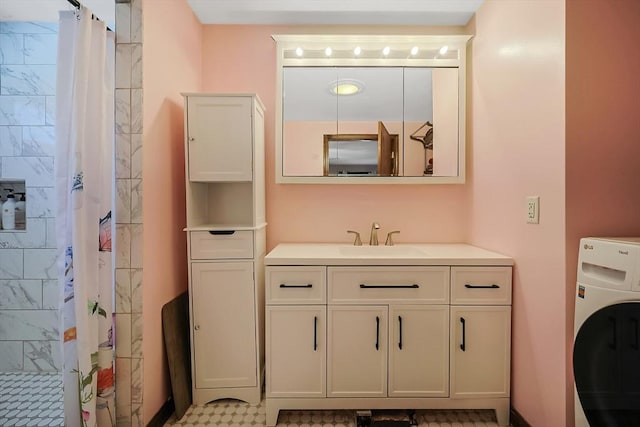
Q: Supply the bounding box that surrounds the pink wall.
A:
[566,1,640,425]
[142,0,202,420]
[202,25,469,249]
[467,1,566,425]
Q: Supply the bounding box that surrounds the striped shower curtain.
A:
[55,7,115,427]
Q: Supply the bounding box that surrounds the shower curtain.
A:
[56,7,116,427]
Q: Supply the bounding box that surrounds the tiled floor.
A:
[164,399,502,427]
[0,372,64,427]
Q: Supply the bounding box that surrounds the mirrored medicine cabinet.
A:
[273,34,472,184]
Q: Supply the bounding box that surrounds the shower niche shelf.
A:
[0,179,27,232]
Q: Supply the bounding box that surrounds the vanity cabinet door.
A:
[266,306,326,398]
[450,306,511,398]
[327,305,388,397]
[191,261,257,389]
[388,305,450,397]
[187,96,253,182]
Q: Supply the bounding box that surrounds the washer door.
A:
[574,302,640,426]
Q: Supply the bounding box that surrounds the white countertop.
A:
[265,243,513,266]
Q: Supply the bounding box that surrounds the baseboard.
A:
[146,398,175,427]
[510,407,532,427]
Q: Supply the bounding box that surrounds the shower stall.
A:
[0,19,64,426]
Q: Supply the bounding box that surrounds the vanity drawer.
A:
[190,230,254,260]
[328,267,449,305]
[266,266,327,304]
[451,266,512,305]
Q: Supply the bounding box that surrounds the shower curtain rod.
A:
[66,0,113,31]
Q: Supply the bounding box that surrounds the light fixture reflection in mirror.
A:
[330,79,364,96]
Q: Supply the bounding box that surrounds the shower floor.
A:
[0,372,63,427]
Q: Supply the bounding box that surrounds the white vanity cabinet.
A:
[183,93,266,405]
[326,266,450,399]
[450,266,512,398]
[265,266,327,398]
[328,305,389,398]
[388,305,450,397]
[264,243,513,427]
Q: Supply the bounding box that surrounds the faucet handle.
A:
[385,231,400,246]
[347,230,362,246]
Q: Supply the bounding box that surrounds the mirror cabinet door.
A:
[283,67,338,176]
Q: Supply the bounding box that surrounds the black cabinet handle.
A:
[360,284,419,289]
[460,317,466,351]
[279,284,313,288]
[313,316,318,351]
[398,316,403,350]
[375,316,380,351]
[632,318,638,350]
[464,284,500,289]
[609,316,617,350]
[208,230,236,235]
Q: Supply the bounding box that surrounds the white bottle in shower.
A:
[2,192,16,230]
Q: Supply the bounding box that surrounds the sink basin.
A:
[338,245,426,258]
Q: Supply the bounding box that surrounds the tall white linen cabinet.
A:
[182,93,266,405]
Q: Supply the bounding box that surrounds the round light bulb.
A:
[354,46,361,56]
[325,47,332,56]
[333,83,360,96]
[410,46,419,56]
[439,45,449,55]
[295,47,303,57]
[382,46,390,56]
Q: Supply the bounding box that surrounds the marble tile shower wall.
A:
[114,0,144,425]
[0,22,60,373]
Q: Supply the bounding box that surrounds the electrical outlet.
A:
[527,196,539,224]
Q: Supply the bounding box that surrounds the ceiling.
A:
[0,0,114,23]
[187,0,483,26]
[0,0,482,27]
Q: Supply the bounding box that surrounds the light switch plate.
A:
[527,196,539,224]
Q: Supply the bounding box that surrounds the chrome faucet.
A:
[369,222,380,246]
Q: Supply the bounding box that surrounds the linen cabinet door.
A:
[266,306,326,398]
[187,96,253,182]
[450,306,511,398]
[191,261,257,389]
[389,305,449,397]
[327,305,388,397]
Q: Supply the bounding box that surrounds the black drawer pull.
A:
[313,316,318,351]
[460,317,466,352]
[464,284,500,289]
[360,284,419,289]
[208,230,236,235]
[279,284,313,288]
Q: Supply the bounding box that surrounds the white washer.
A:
[574,237,640,427]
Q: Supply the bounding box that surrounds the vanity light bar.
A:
[282,46,456,60]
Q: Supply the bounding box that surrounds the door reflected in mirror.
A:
[323,122,399,176]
